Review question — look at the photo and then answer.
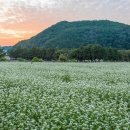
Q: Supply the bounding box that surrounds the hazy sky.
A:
[0,0,130,46]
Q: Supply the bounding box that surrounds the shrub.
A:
[0,57,7,61]
[61,74,72,83]
[17,58,26,62]
[32,57,43,62]
[59,54,67,62]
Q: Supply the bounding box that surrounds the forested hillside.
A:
[15,20,130,49]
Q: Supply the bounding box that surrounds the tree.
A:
[14,20,130,49]
[45,48,55,61]
[91,45,104,61]
[105,48,121,61]
[0,47,5,59]
[119,50,130,61]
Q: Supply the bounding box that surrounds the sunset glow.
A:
[0,0,130,46]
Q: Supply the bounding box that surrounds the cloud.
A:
[0,0,130,24]
[0,0,130,45]
[0,28,33,38]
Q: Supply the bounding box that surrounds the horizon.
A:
[0,0,130,46]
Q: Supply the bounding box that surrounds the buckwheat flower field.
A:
[0,62,130,130]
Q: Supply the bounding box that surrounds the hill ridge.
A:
[15,20,130,49]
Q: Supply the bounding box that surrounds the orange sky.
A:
[0,0,130,46]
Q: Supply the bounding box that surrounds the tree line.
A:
[8,44,130,62]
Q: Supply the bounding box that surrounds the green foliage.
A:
[9,45,130,62]
[68,59,77,62]
[61,74,72,82]
[44,48,55,61]
[17,58,26,62]
[32,57,43,62]
[0,47,5,58]
[2,46,12,54]
[70,45,121,62]
[119,50,130,61]
[15,20,130,49]
[0,57,7,61]
[59,54,68,62]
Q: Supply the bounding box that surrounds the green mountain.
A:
[15,20,130,49]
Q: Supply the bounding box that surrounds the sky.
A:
[0,0,130,46]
